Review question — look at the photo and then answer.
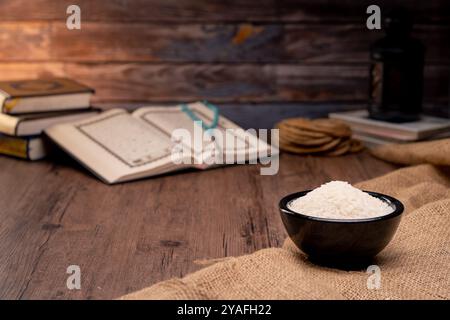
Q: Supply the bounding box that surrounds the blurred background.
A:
[0,0,448,128]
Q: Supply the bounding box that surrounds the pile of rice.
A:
[288,181,392,219]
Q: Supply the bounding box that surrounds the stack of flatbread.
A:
[275,118,364,156]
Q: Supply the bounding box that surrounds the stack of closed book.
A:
[0,78,99,160]
[329,110,450,148]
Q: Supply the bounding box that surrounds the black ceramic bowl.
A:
[279,190,404,267]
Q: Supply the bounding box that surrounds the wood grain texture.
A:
[0,151,397,299]
[0,22,448,64]
[0,0,448,23]
[1,62,447,104]
[0,63,368,102]
[0,1,447,109]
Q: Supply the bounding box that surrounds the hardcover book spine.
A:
[3,98,19,113]
[0,93,9,114]
[0,136,28,159]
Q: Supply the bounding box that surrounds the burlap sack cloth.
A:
[122,139,450,300]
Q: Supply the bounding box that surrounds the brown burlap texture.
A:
[371,138,450,166]
[121,139,450,300]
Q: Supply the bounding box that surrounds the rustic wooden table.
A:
[0,151,396,299]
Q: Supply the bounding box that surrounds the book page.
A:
[45,109,179,184]
[78,110,171,167]
[133,102,270,167]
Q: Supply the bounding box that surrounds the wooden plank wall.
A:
[0,0,448,118]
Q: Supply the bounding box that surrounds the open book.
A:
[45,102,274,184]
